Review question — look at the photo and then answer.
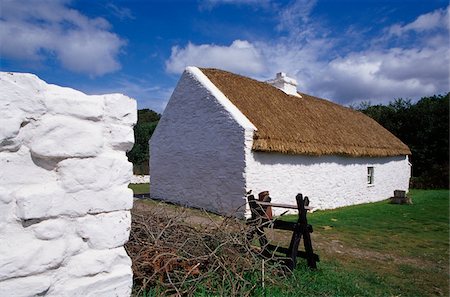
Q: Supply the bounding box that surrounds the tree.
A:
[356,93,449,189]
[127,109,161,174]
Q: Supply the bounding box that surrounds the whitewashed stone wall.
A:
[0,72,136,297]
[245,129,411,215]
[130,175,150,184]
[150,67,252,216]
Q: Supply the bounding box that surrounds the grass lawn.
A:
[129,189,449,296]
[273,189,449,296]
[129,183,149,195]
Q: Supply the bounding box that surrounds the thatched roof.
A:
[200,68,411,157]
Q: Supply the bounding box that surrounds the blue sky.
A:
[1,0,448,112]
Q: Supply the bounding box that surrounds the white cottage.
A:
[150,67,411,217]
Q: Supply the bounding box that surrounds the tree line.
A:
[127,109,161,175]
[128,93,449,188]
[354,93,449,189]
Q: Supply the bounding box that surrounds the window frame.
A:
[367,166,374,185]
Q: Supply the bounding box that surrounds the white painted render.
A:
[0,72,135,297]
[150,68,250,216]
[131,175,150,184]
[150,67,411,218]
[244,129,411,215]
[266,72,301,97]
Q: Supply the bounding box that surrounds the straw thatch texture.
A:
[200,68,411,157]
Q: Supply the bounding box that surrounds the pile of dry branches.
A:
[125,202,286,296]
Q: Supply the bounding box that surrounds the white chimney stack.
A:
[267,72,301,97]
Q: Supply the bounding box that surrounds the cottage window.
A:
[367,166,374,185]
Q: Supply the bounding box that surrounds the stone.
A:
[0,274,52,297]
[49,264,132,297]
[44,84,104,121]
[31,218,67,240]
[0,72,134,296]
[0,147,57,187]
[106,123,135,152]
[14,183,61,220]
[29,115,103,158]
[0,117,23,152]
[64,247,131,277]
[0,226,67,281]
[58,153,132,193]
[104,93,137,126]
[0,73,47,152]
[0,187,12,204]
[15,184,133,219]
[76,211,131,249]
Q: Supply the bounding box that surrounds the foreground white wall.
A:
[0,72,136,297]
[245,134,411,215]
[150,68,249,216]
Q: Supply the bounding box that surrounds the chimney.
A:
[267,72,301,97]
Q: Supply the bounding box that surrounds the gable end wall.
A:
[150,69,251,216]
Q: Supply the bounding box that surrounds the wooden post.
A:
[247,191,319,270]
[300,196,317,269]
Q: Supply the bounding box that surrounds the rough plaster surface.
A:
[130,175,150,184]
[151,67,411,218]
[0,72,136,297]
[150,69,249,216]
[245,129,411,215]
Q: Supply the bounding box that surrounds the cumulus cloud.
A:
[308,6,450,103]
[0,0,125,76]
[165,40,265,75]
[389,6,449,36]
[167,3,448,105]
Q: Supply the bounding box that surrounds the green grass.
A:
[132,189,449,296]
[274,189,450,296]
[286,189,449,261]
[129,183,149,195]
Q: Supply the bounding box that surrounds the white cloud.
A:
[165,40,265,75]
[0,0,125,76]
[166,3,448,105]
[307,46,448,104]
[276,0,317,34]
[106,3,135,21]
[199,0,271,10]
[306,6,450,103]
[389,6,449,36]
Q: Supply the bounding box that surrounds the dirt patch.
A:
[133,198,225,226]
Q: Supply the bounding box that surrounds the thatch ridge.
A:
[200,68,411,157]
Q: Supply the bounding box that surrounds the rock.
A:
[76,211,131,249]
[104,93,137,126]
[0,274,52,297]
[0,187,12,204]
[29,115,103,159]
[15,184,133,220]
[48,264,132,297]
[106,123,135,151]
[0,146,57,188]
[0,225,67,281]
[31,218,67,240]
[0,73,47,152]
[58,153,132,193]
[44,85,105,121]
[64,247,131,277]
[0,72,134,296]
[14,183,61,220]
